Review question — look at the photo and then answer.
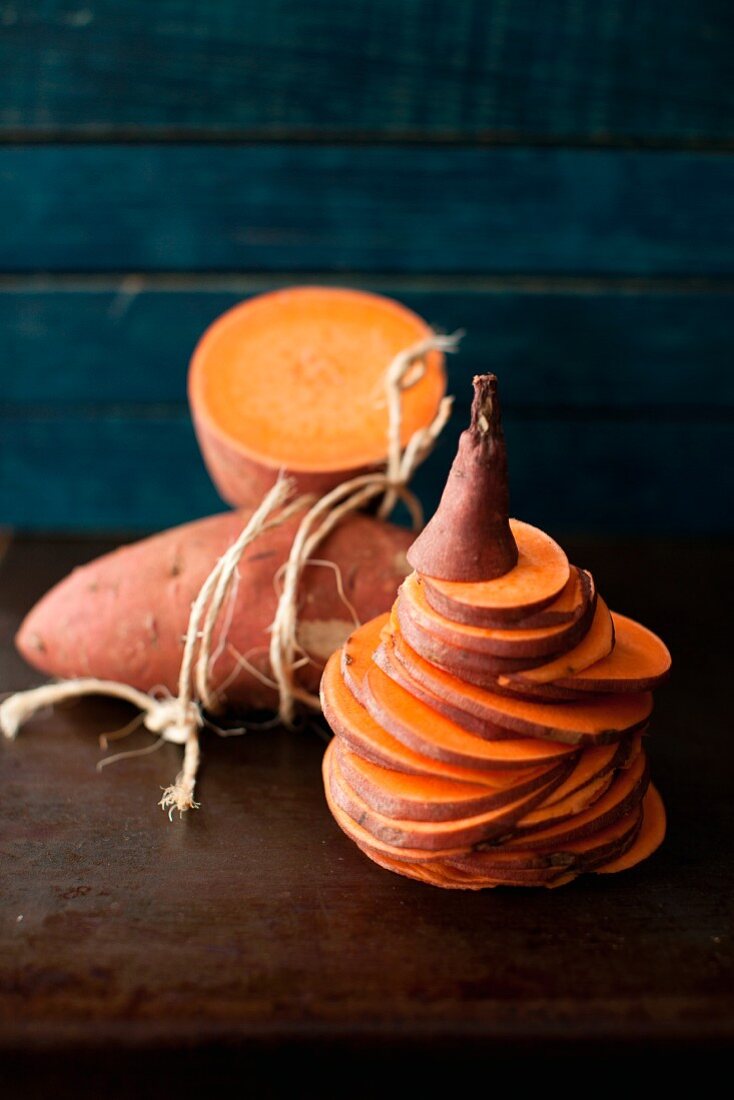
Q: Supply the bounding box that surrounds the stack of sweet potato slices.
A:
[320,374,670,889]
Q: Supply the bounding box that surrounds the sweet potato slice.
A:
[553,613,671,693]
[335,741,567,824]
[595,785,666,873]
[530,736,635,814]
[321,650,560,790]
[398,570,596,659]
[513,772,615,833]
[387,618,584,702]
[424,564,588,629]
[395,600,549,676]
[356,842,571,888]
[323,743,466,862]
[499,596,615,687]
[328,741,568,850]
[382,626,652,745]
[362,662,579,771]
[446,799,643,875]
[374,637,519,740]
[498,751,649,850]
[422,519,569,626]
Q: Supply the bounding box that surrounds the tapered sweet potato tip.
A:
[407,374,519,582]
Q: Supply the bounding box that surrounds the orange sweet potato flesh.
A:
[362,662,578,770]
[323,741,648,886]
[422,519,569,625]
[327,742,569,850]
[16,509,413,712]
[446,800,645,876]
[398,570,596,659]
[552,613,671,692]
[499,750,649,850]
[426,565,587,629]
[335,741,566,822]
[188,286,446,507]
[321,651,566,791]
[595,785,666,872]
[498,596,616,685]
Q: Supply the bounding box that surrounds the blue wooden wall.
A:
[1,1,732,535]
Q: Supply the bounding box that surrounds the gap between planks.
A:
[0,129,733,153]
[0,273,733,296]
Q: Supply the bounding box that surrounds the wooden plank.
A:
[1,411,730,534]
[0,413,222,532]
[0,146,732,275]
[2,281,732,408]
[0,1,732,143]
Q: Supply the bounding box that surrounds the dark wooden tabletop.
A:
[1,533,732,1092]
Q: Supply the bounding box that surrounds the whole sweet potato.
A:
[16,510,413,711]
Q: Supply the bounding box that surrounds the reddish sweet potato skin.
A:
[192,407,372,509]
[15,510,413,711]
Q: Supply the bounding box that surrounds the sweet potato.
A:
[407,374,518,581]
[188,287,446,508]
[15,508,414,711]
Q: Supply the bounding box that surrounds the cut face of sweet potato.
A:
[552,613,671,693]
[189,286,446,506]
[422,519,569,625]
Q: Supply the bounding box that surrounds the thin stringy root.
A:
[159,781,201,820]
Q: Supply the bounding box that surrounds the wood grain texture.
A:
[2,281,732,407]
[0,534,732,1087]
[1,0,731,143]
[1,145,732,274]
[1,410,730,534]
